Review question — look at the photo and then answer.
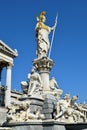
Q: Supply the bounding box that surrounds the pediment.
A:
[0,40,18,58]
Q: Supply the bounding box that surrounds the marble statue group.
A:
[6,11,87,123]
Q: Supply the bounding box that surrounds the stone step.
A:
[0,127,11,130]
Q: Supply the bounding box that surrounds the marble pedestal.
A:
[19,96,44,113]
[42,94,57,119]
[3,121,87,130]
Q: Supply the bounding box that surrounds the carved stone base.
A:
[19,96,44,114]
[3,121,87,130]
[42,94,57,119]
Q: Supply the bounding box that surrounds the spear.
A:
[48,13,58,58]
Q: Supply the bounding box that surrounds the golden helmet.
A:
[36,11,46,21]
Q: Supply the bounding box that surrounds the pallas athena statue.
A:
[35,11,57,58]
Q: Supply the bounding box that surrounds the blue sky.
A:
[0,0,87,103]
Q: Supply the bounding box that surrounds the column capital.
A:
[33,57,54,73]
[6,62,13,69]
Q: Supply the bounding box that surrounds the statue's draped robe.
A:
[36,22,51,58]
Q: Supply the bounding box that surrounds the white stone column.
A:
[0,68,2,86]
[40,71,50,91]
[33,57,54,92]
[5,63,12,107]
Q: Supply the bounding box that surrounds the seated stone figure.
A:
[49,77,63,100]
[28,67,42,96]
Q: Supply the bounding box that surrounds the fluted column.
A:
[5,63,12,107]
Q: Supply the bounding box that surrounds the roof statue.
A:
[35,11,57,58]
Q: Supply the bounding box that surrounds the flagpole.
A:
[48,13,58,58]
